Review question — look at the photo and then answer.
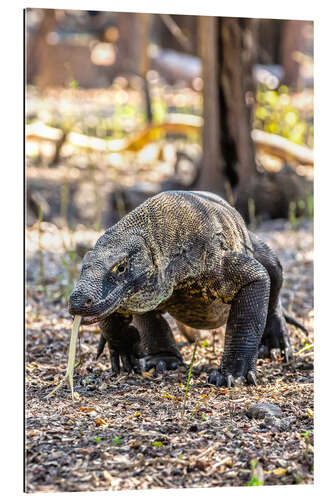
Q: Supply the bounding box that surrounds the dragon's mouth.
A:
[80,315,100,325]
[70,285,126,325]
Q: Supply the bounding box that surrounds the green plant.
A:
[61,250,80,299]
[247,476,263,486]
[60,178,70,224]
[247,459,264,486]
[297,199,306,213]
[288,201,300,231]
[69,79,79,89]
[36,203,46,290]
[181,339,198,421]
[307,194,314,219]
[151,98,167,125]
[112,437,122,445]
[88,161,102,231]
[248,198,256,229]
[152,441,163,447]
[254,84,313,147]
[300,430,312,465]
[296,343,314,355]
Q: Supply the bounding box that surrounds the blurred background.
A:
[25,9,313,300]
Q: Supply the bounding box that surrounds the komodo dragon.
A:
[69,191,307,387]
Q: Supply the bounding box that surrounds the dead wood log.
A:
[251,129,313,166]
[26,116,313,167]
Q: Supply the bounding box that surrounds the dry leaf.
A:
[103,471,112,483]
[267,468,287,476]
[129,412,141,419]
[96,417,107,426]
[161,391,180,401]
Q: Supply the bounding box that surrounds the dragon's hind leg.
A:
[249,232,293,361]
[175,320,200,343]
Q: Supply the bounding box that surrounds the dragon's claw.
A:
[247,370,257,386]
[226,374,234,388]
[142,353,183,376]
[259,310,293,362]
[208,368,257,388]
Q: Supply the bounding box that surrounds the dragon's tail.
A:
[283,310,308,334]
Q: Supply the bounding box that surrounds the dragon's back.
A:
[135,190,253,256]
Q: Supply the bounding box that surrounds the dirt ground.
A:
[25,218,313,492]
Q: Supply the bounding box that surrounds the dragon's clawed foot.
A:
[96,326,142,376]
[141,353,184,376]
[208,368,257,387]
[259,311,293,362]
[109,351,142,377]
[208,350,258,388]
[258,344,293,362]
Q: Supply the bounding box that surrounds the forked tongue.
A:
[46,315,81,401]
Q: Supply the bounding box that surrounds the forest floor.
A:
[25,218,314,492]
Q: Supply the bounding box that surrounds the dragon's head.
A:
[68,226,171,324]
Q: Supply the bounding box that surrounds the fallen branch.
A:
[26,114,202,156]
[251,129,314,166]
[67,132,127,153]
[26,121,63,143]
[26,117,313,167]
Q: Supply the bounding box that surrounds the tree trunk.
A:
[113,13,152,121]
[195,17,258,215]
[195,16,226,197]
[280,20,308,89]
[257,19,283,65]
[113,13,150,76]
[26,9,58,84]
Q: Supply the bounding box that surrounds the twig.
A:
[296,343,314,355]
[212,329,216,355]
[37,203,45,287]
[114,189,126,219]
[160,14,192,52]
[196,443,219,460]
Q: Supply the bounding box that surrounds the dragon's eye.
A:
[111,260,127,275]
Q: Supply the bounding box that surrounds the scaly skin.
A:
[69,190,301,387]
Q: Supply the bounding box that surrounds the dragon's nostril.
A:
[85,298,93,307]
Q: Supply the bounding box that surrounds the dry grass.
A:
[25,219,313,492]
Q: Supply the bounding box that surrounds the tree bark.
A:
[219,18,257,189]
[26,9,58,84]
[114,13,150,76]
[194,17,258,214]
[195,16,226,197]
[156,14,198,55]
[280,20,307,89]
[113,13,152,121]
